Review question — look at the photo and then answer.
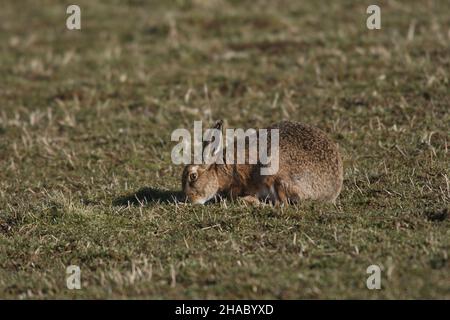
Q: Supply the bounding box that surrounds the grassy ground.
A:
[0,0,449,299]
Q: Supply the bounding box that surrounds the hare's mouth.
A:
[191,194,217,205]
[192,198,207,205]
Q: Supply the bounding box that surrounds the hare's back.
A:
[269,121,342,174]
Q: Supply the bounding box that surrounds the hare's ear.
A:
[203,120,224,164]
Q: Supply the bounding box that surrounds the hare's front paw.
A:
[241,195,261,206]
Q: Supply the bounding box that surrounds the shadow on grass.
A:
[112,187,184,206]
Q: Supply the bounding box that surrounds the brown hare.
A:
[182,120,343,205]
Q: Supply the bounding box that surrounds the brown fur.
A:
[182,120,343,205]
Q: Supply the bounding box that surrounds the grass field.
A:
[0,0,449,299]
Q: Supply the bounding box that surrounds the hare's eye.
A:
[189,172,198,182]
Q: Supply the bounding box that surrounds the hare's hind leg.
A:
[274,178,312,205]
[273,179,295,205]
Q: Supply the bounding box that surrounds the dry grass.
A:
[0,0,449,299]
